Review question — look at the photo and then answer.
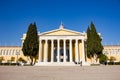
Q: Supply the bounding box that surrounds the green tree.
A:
[11,57,15,63]
[22,23,39,65]
[109,56,116,62]
[86,26,93,59]
[0,56,4,63]
[99,54,108,63]
[18,57,26,63]
[86,22,103,63]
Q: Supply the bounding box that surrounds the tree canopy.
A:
[22,23,39,65]
[86,22,103,63]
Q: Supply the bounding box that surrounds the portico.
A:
[36,24,88,66]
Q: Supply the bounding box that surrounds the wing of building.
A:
[103,45,120,62]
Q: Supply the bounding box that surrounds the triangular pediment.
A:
[40,28,84,36]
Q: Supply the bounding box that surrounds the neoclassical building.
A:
[22,24,89,66]
[0,24,120,66]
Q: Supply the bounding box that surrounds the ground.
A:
[0,65,120,80]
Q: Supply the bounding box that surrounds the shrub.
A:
[114,62,120,65]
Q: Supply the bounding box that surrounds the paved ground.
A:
[0,65,120,80]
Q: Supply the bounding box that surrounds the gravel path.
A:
[0,65,120,80]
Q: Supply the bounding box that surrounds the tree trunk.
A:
[33,58,36,65]
[90,55,92,64]
[30,56,33,66]
[27,56,31,64]
[93,54,97,64]
[90,58,92,64]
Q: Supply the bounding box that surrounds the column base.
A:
[35,62,90,66]
[82,62,90,66]
[35,62,75,66]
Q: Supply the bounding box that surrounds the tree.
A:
[22,23,39,65]
[18,57,27,63]
[11,57,15,63]
[0,56,4,63]
[86,22,103,63]
[99,54,108,63]
[109,56,116,62]
[86,26,93,59]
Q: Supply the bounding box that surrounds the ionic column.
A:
[75,39,79,63]
[69,39,72,62]
[51,40,54,62]
[44,40,48,62]
[82,39,85,62]
[57,39,60,62]
[63,39,66,62]
[38,40,42,62]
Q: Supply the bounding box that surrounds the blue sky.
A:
[0,0,120,46]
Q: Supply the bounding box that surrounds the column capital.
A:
[76,39,78,41]
[50,39,54,40]
[45,39,48,41]
[81,39,85,42]
[39,39,42,42]
[81,38,84,41]
[44,39,48,43]
[69,39,72,42]
[39,39,42,41]
[57,39,60,41]
[50,39,54,42]
[63,39,66,41]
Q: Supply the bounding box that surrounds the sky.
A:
[0,0,120,46]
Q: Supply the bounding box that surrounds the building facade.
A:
[103,45,120,62]
[0,46,22,63]
[22,24,88,66]
[0,24,120,66]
